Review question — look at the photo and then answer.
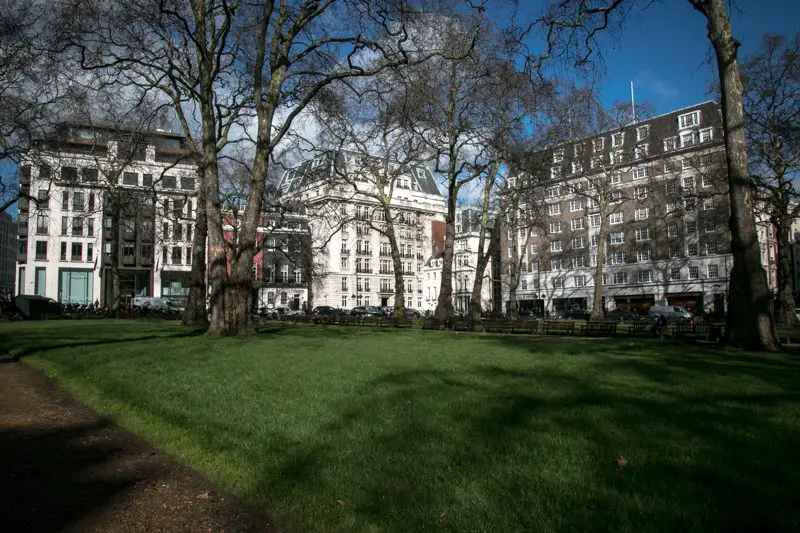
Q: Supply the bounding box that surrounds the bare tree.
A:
[741,33,800,326]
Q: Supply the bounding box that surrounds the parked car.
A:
[649,304,693,323]
[13,295,63,320]
[350,306,383,317]
[312,306,340,316]
[564,306,591,320]
[606,308,640,323]
[402,308,422,319]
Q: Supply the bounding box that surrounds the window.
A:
[634,186,649,200]
[686,221,697,234]
[71,242,83,261]
[88,193,95,211]
[679,110,701,129]
[60,241,67,261]
[550,240,563,252]
[72,217,83,236]
[610,231,625,245]
[341,257,348,270]
[699,154,713,167]
[699,128,713,143]
[688,243,698,256]
[548,186,561,198]
[637,248,652,262]
[683,176,696,190]
[701,175,712,188]
[635,227,651,241]
[186,248,193,264]
[703,198,713,211]
[162,175,177,189]
[186,224,192,242]
[143,174,153,187]
[35,240,47,260]
[548,203,561,216]
[689,266,700,279]
[633,166,649,180]
[170,247,183,264]
[568,218,583,231]
[508,247,513,258]
[574,143,584,156]
[591,156,602,169]
[60,166,78,182]
[635,207,650,221]
[86,243,93,263]
[683,197,696,210]
[680,132,696,148]
[36,214,48,234]
[573,275,587,287]
[636,125,650,141]
[610,173,622,185]
[666,202,678,214]
[610,190,623,203]
[61,216,68,236]
[38,164,51,181]
[705,220,716,233]
[173,224,183,240]
[549,221,562,234]
[634,144,649,159]
[123,172,138,186]
[589,214,601,228]
[612,272,628,285]
[553,148,564,163]
[610,251,626,265]
[664,137,677,151]
[181,177,196,190]
[73,192,84,211]
[705,241,718,255]
[590,234,599,247]
[548,258,562,270]
[571,161,583,174]
[670,268,681,281]
[612,132,624,147]
[572,237,584,249]
[610,150,623,164]
[36,189,50,209]
[552,277,565,289]
[707,264,719,278]
[572,256,587,268]
[593,137,606,152]
[682,158,694,170]
[530,243,538,256]
[638,270,653,283]
[569,199,582,212]
[62,191,69,210]
[667,223,679,238]
[609,212,623,225]
[139,244,152,259]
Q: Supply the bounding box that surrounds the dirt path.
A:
[0,357,278,533]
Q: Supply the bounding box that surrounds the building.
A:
[501,101,732,316]
[0,212,16,297]
[16,124,198,307]
[422,208,501,314]
[276,151,447,312]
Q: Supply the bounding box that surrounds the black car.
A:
[350,306,383,317]
[606,308,640,323]
[564,307,592,320]
[312,306,340,316]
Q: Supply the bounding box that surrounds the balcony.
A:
[35,252,47,261]
[356,249,372,257]
[355,268,373,274]
[341,248,350,255]
[378,287,393,294]
[36,226,48,236]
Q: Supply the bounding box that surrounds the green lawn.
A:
[2,320,800,532]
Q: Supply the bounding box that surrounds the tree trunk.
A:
[435,199,456,320]
[385,209,406,319]
[183,172,208,326]
[692,0,777,350]
[591,237,605,319]
[774,220,797,326]
[110,206,121,315]
[468,228,496,320]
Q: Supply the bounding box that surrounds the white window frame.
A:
[611,132,625,148]
[638,270,653,284]
[589,214,601,228]
[549,221,562,234]
[634,143,649,159]
[633,166,649,180]
[550,240,563,252]
[593,138,605,152]
[573,275,587,287]
[609,212,624,225]
[699,127,713,143]
[569,199,582,212]
[571,161,583,174]
[612,272,628,285]
[548,203,561,216]
[635,227,651,241]
[680,132,696,148]
[634,186,649,200]
[678,110,701,129]
[667,223,679,237]
[637,125,650,141]
[610,231,625,245]
[707,264,719,278]
[664,137,677,151]
[635,207,650,221]
[701,175,712,188]
[703,198,713,211]
[572,236,585,249]
[689,266,700,279]
[553,148,564,163]
[637,248,652,262]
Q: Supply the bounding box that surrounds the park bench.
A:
[421,317,444,330]
[541,320,575,335]
[510,320,538,335]
[580,320,617,336]
[672,321,698,335]
[627,320,662,337]
[481,319,512,333]
[450,318,475,332]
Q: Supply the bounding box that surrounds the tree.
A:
[741,33,800,326]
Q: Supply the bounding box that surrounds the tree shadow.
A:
[0,421,144,532]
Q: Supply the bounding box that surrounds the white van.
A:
[649,304,693,323]
[132,296,170,312]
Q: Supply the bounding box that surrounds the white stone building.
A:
[277,151,447,312]
[16,124,197,307]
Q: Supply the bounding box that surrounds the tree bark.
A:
[182,170,208,327]
[774,220,797,326]
[468,220,499,320]
[435,193,457,320]
[110,205,121,315]
[691,0,777,350]
[384,207,406,319]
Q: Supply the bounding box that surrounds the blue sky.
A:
[595,0,800,113]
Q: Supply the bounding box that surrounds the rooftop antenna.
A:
[630,81,637,124]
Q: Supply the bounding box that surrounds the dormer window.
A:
[574,143,584,157]
[553,149,564,163]
[612,132,624,147]
[636,125,650,141]
[593,138,605,152]
[678,110,701,129]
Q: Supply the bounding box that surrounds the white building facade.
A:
[16,124,198,307]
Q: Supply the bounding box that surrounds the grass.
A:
[2,319,800,532]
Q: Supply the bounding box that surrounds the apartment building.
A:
[16,124,198,307]
[502,101,732,316]
[422,208,502,314]
[0,212,16,297]
[276,151,447,311]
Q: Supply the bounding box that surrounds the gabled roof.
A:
[278,150,442,197]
